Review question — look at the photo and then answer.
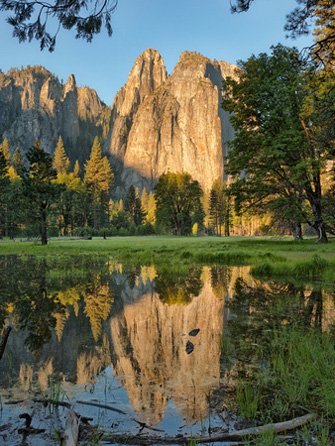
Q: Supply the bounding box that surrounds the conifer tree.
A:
[0,152,9,238]
[209,189,219,235]
[141,188,149,214]
[84,137,113,229]
[53,136,70,174]
[313,0,335,69]
[12,147,23,176]
[73,160,80,177]
[125,185,136,222]
[125,185,144,226]
[0,138,10,164]
[146,192,156,225]
[24,141,58,245]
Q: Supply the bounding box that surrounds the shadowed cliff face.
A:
[0,66,110,159]
[109,267,225,425]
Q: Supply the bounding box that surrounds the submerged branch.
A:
[104,413,316,445]
[76,400,127,415]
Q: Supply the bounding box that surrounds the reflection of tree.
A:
[77,335,111,385]
[0,255,111,354]
[210,266,232,299]
[155,266,203,305]
[84,283,113,341]
[224,279,330,369]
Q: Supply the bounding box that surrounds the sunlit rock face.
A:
[0,67,109,157]
[109,268,225,425]
[106,49,168,167]
[107,50,238,192]
[0,50,237,190]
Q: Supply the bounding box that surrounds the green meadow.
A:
[1,235,335,283]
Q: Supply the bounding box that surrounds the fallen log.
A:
[33,398,71,409]
[0,325,12,361]
[76,400,127,415]
[104,413,316,445]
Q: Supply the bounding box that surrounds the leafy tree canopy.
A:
[155,172,204,236]
[223,44,334,242]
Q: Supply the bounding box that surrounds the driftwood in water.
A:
[63,410,80,446]
[18,413,45,436]
[76,400,163,432]
[76,400,127,415]
[32,399,92,425]
[33,398,71,409]
[0,325,12,361]
[104,413,316,445]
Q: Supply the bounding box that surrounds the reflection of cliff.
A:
[109,268,224,425]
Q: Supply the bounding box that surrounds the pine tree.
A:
[12,147,23,176]
[313,0,335,69]
[84,137,113,229]
[146,192,156,225]
[125,185,136,222]
[73,160,80,177]
[134,196,144,226]
[53,136,70,174]
[209,188,219,235]
[141,188,149,214]
[0,138,10,164]
[0,152,9,238]
[125,186,144,225]
[24,141,58,245]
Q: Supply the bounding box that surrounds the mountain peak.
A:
[65,73,76,89]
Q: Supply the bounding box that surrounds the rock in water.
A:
[186,340,194,355]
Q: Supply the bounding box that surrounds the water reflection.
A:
[0,255,334,431]
[109,267,223,424]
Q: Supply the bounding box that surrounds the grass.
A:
[1,235,335,282]
[263,328,335,419]
[227,326,335,444]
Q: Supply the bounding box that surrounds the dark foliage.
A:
[0,0,118,51]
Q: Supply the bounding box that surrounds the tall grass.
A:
[251,255,332,281]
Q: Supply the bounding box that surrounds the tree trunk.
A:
[292,222,303,241]
[40,204,48,245]
[317,223,328,243]
[312,202,328,243]
[306,180,328,243]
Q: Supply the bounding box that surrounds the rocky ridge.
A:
[0,50,238,191]
[106,49,238,191]
[0,66,110,163]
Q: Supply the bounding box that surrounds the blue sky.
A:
[0,0,313,105]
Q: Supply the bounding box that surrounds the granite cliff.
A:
[0,66,110,164]
[0,50,237,191]
[107,49,237,192]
